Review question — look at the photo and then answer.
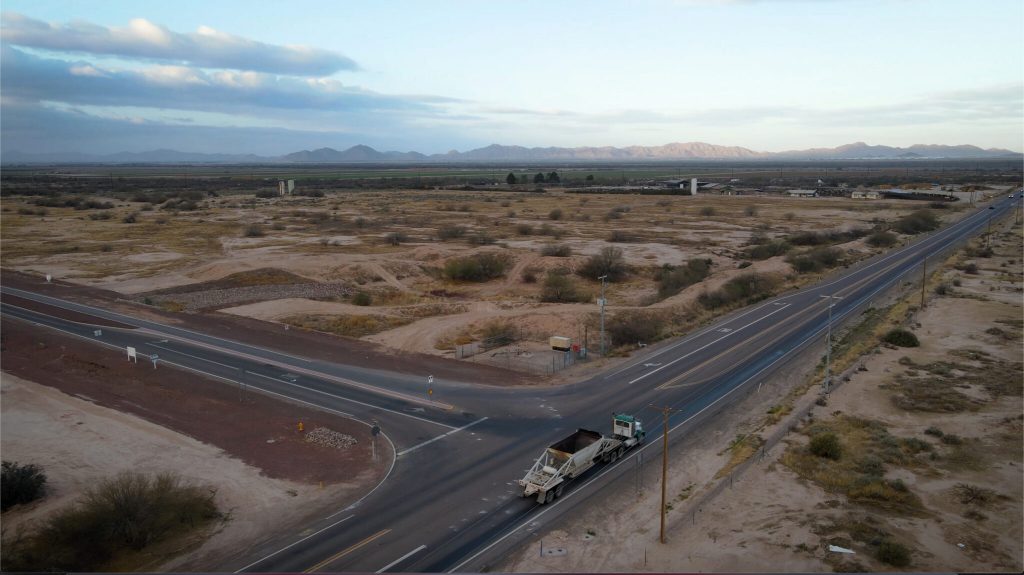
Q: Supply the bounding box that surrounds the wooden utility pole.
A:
[649,404,677,544]
[920,258,927,310]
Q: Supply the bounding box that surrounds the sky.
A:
[1,0,1022,156]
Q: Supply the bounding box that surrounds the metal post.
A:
[819,295,841,393]
[599,275,608,356]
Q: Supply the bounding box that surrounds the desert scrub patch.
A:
[283,314,411,338]
[782,416,925,512]
[885,352,1021,412]
[714,433,765,479]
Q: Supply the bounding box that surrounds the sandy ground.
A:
[0,309,394,570]
[0,373,372,570]
[500,219,1023,572]
[4,188,1005,374]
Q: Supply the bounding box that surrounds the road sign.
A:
[126,346,137,362]
[93,329,102,337]
[597,298,606,308]
[150,353,159,369]
[427,375,434,385]
[371,424,380,437]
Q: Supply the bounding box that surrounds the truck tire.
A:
[616,447,625,460]
[554,483,564,498]
[544,490,555,504]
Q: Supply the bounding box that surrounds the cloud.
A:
[1,11,357,76]
[0,46,455,117]
[0,101,482,156]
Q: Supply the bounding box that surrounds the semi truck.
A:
[518,413,645,504]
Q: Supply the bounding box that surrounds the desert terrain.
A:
[2,175,1011,375]
[500,212,1022,572]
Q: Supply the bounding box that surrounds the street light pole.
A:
[598,275,608,356]
[819,294,842,393]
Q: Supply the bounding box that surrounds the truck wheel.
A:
[544,490,555,504]
[554,484,564,498]
[616,447,625,460]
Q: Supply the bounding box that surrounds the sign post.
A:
[149,354,159,369]
[126,346,137,363]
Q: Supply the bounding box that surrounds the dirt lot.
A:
[500,217,1022,572]
[2,185,1012,375]
[0,317,392,570]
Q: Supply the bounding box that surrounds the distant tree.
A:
[585,174,594,182]
[534,172,545,184]
[506,172,517,185]
[547,171,560,183]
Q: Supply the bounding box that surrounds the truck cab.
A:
[612,413,645,443]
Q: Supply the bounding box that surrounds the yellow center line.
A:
[304,528,392,573]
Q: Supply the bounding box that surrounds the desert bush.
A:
[243,223,264,237]
[787,247,841,273]
[893,210,939,234]
[516,223,534,236]
[655,259,711,298]
[386,231,407,245]
[466,232,495,246]
[1,461,47,511]
[88,212,112,220]
[578,246,627,282]
[607,230,637,242]
[1,471,218,571]
[607,311,664,347]
[745,239,790,260]
[744,205,758,217]
[934,283,952,295]
[809,432,842,460]
[875,540,911,567]
[698,273,778,309]
[699,206,716,217]
[882,328,919,347]
[122,211,139,224]
[444,252,512,282]
[540,244,572,257]
[436,225,466,240]
[521,268,538,283]
[479,320,515,347]
[788,229,867,246]
[960,262,979,274]
[255,189,278,198]
[351,291,372,306]
[548,208,563,220]
[540,270,588,302]
[866,230,898,247]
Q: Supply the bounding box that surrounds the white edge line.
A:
[1,286,315,364]
[234,515,356,573]
[375,544,427,573]
[602,300,779,379]
[447,231,972,572]
[1,310,403,575]
[245,370,457,430]
[397,417,489,457]
[628,302,791,384]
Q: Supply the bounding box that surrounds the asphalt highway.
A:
[1,192,1018,572]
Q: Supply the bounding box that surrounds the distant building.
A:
[278,179,295,196]
[787,189,818,198]
[851,190,880,200]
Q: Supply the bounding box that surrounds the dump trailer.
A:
[519,413,645,504]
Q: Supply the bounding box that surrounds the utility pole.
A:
[986,217,992,248]
[648,404,677,545]
[819,295,842,393]
[598,275,608,356]
[920,258,927,310]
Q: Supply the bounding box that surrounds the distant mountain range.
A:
[3,141,1020,164]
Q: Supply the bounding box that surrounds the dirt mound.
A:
[139,267,316,296]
